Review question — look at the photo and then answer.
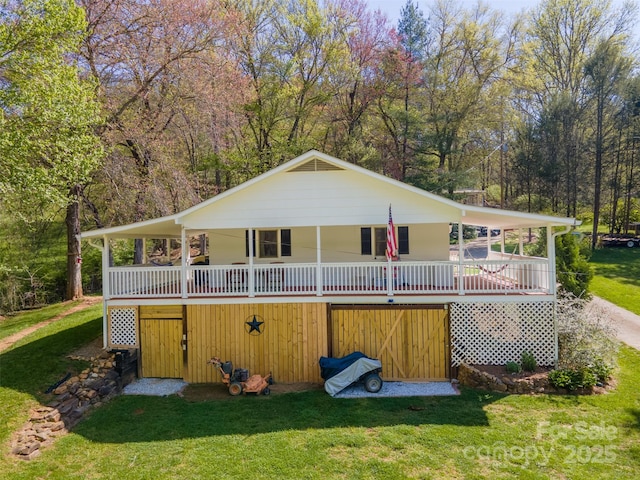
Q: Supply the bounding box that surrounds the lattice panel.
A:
[109,307,138,346]
[450,301,555,367]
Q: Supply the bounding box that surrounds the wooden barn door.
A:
[185,303,329,383]
[139,306,184,378]
[330,305,450,381]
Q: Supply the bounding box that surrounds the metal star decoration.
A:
[245,315,264,335]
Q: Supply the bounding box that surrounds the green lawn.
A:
[2,303,640,479]
[0,300,82,341]
[590,248,640,315]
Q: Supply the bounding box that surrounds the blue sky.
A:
[366,0,539,24]
[366,0,633,26]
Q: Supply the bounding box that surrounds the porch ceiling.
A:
[82,216,183,239]
[459,206,578,230]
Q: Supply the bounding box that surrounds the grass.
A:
[1,302,640,479]
[589,248,640,315]
[0,300,82,340]
[0,304,102,458]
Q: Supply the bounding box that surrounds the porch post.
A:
[102,235,110,349]
[518,228,524,256]
[316,226,322,296]
[386,255,393,296]
[248,228,255,297]
[486,226,492,258]
[181,227,188,299]
[500,230,505,254]
[546,224,556,296]
[458,221,465,296]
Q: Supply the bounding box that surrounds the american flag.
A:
[386,204,398,260]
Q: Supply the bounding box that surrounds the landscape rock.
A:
[458,363,556,395]
[11,349,133,460]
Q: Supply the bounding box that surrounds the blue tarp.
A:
[319,351,368,380]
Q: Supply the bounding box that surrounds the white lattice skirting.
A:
[109,307,138,346]
[450,301,556,367]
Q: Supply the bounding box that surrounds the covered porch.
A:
[100,225,554,300]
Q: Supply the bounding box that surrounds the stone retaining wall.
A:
[457,363,556,394]
[12,349,132,460]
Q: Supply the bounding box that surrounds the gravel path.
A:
[591,296,640,350]
[333,381,459,398]
[123,378,188,396]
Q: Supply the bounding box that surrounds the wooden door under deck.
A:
[139,306,184,378]
[330,305,450,381]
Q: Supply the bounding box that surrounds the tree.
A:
[375,0,427,180]
[321,0,392,166]
[555,234,593,298]
[418,1,515,193]
[520,0,635,220]
[0,0,104,300]
[80,0,232,263]
[584,39,632,247]
[229,0,356,173]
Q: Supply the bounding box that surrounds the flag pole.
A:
[386,204,397,296]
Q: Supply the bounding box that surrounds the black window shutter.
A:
[398,226,409,255]
[245,230,256,257]
[361,227,372,255]
[281,229,291,256]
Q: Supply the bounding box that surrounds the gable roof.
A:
[82,150,579,239]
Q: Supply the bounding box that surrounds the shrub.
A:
[521,351,537,372]
[526,230,593,298]
[589,358,613,384]
[556,234,593,298]
[548,369,574,389]
[505,361,522,374]
[556,295,618,378]
[548,368,598,390]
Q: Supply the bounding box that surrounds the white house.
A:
[82,150,579,384]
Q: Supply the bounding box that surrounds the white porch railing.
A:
[107,259,551,299]
[108,266,182,298]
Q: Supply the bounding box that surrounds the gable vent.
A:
[288,158,344,172]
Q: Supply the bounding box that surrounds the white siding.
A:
[181,169,461,229]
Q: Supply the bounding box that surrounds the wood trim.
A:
[330,304,446,311]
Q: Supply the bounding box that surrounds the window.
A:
[374,228,386,257]
[398,226,409,255]
[361,226,409,256]
[246,229,291,258]
[281,229,291,256]
[360,228,372,255]
[259,230,278,258]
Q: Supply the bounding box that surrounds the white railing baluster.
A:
[107,258,551,299]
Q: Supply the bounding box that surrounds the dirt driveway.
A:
[0,296,102,353]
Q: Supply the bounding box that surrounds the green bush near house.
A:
[505,361,521,374]
[548,367,598,391]
[520,351,537,372]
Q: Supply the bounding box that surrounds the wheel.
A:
[228,382,243,396]
[364,373,383,393]
[627,240,636,248]
[262,387,270,396]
